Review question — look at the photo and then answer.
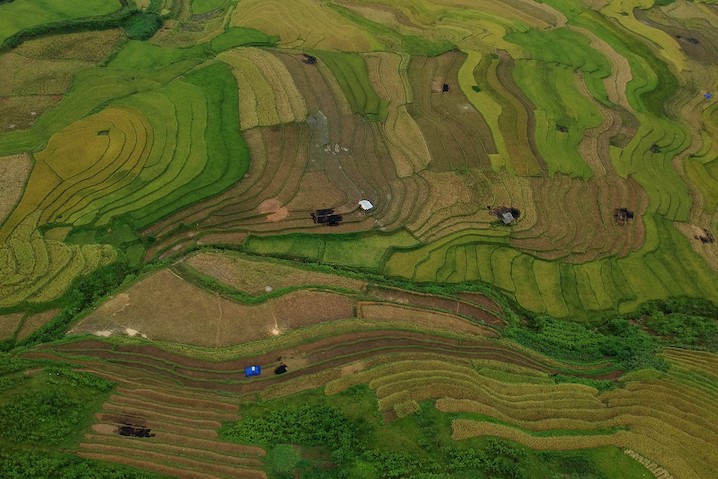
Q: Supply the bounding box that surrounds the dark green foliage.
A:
[0,353,34,376]
[210,27,278,52]
[445,439,528,479]
[121,11,163,40]
[19,262,137,347]
[363,451,441,479]
[0,390,84,445]
[537,451,609,479]
[505,316,666,370]
[0,449,170,479]
[632,297,718,350]
[219,404,369,456]
[1,8,138,51]
[267,444,302,479]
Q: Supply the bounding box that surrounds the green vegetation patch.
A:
[0,357,112,447]
[210,27,279,53]
[317,51,389,121]
[0,0,122,44]
[108,40,208,70]
[0,449,171,479]
[220,386,648,479]
[631,297,718,351]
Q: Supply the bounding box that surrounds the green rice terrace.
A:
[1,0,718,478]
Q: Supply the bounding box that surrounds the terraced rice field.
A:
[2,1,718,478]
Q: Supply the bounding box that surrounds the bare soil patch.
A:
[72,269,355,347]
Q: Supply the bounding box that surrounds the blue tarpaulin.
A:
[245,365,261,377]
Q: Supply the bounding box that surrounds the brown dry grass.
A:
[184,251,365,295]
[0,154,31,224]
[357,302,498,337]
[0,95,63,132]
[15,309,59,340]
[71,269,355,347]
[0,313,23,340]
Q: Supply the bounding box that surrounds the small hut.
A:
[359,199,374,211]
[245,365,261,377]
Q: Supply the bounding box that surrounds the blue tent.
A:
[705,93,713,100]
[245,365,261,377]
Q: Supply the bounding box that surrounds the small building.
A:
[245,365,261,377]
[359,199,374,211]
[501,212,515,225]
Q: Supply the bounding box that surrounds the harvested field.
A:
[78,386,267,479]
[365,285,505,326]
[183,251,365,295]
[71,269,356,347]
[357,302,498,337]
[15,309,59,340]
[407,51,497,171]
[0,313,23,340]
[0,154,31,224]
[510,175,648,262]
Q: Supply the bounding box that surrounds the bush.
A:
[122,11,163,40]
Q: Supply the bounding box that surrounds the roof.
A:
[359,199,374,211]
[501,212,515,224]
[245,365,261,377]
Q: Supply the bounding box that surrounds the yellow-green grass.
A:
[107,40,208,70]
[512,60,599,178]
[0,212,115,307]
[218,48,307,129]
[230,0,381,51]
[0,54,90,97]
[318,51,388,121]
[12,29,124,63]
[246,230,420,271]
[457,51,509,172]
[385,216,718,318]
[182,250,365,295]
[192,0,231,15]
[0,0,121,44]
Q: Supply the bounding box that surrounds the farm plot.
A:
[230,0,381,51]
[14,309,59,341]
[0,212,115,307]
[365,285,505,327]
[406,51,497,172]
[0,154,31,224]
[13,29,125,63]
[356,302,499,337]
[510,175,648,263]
[71,269,356,347]
[446,349,718,479]
[0,0,122,44]
[79,379,267,478]
[218,47,307,130]
[0,313,23,340]
[1,61,249,247]
[183,250,365,295]
[473,51,544,176]
[364,52,433,176]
